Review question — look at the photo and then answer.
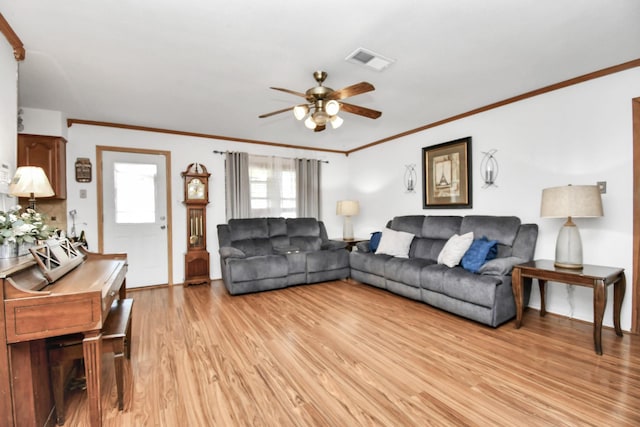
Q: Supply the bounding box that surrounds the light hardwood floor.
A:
[62,279,640,426]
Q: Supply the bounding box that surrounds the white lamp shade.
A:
[330,115,344,129]
[304,116,316,129]
[293,104,308,120]
[336,200,359,216]
[540,185,603,218]
[9,166,54,198]
[325,100,340,116]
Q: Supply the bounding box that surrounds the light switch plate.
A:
[597,181,607,194]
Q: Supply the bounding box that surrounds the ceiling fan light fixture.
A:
[330,115,344,129]
[325,100,340,116]
[312,110,329,126]
[304,116,316,129]
[293,104,308,120]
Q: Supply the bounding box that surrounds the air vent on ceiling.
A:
[345,47,395,71]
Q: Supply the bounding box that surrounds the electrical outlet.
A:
[80,189,87,199]
[597,181,607,194]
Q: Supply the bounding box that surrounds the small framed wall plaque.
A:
[75,158,92,182]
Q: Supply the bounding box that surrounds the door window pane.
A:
[114,162,157,223]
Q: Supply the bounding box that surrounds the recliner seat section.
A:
[217,217,349,295]
[350,215,538,327]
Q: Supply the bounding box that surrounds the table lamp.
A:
[336,200,359,240]
[9,166,55,210]
[540,184,603,269]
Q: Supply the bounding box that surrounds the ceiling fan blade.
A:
[270,87,307,98]
[339,102,382,119]
[314,125,326,132]
[258,107,293,118]
[327,82,375,100]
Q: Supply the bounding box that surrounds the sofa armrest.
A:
[479,256,527,276]
[321,240,348,250]
[355,241,371,253]
[219,246,246,259]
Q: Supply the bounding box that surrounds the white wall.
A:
[348,67,640,331]
[63,124,349,285]
[0,38,17,210]
[19,107,67,138]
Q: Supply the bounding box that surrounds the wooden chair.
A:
[47,298,134,425]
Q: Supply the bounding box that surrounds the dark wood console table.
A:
[512,259,625,355]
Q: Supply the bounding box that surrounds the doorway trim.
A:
[96,145,174,286]
[633,97,640,333]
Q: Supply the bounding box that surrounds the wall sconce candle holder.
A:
[480,149,498,188]
[404,164,417,193]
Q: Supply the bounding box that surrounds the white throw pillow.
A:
[437,232,474,267]
[375,227,415,258]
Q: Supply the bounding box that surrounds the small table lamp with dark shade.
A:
[540,184,603,269]
[9,166,54,210]
[336,200,359,240]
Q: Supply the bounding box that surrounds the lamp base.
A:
[554,217,583,269]
[343,216,354,240]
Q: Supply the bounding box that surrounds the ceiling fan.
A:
[259,71,382,132]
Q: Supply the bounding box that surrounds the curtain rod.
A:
[213,150,329,163]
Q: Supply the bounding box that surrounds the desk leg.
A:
[83,331,103,427]
[512,268,523,328]
[539,279,547,317]
[593,280,606,355]
[614,273,626,337]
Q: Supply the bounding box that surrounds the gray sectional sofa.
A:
[217,217,350,295]
[350,215,537,327]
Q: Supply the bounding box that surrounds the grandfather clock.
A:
[182,163,211,286]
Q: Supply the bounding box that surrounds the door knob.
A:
[160,225,166,230]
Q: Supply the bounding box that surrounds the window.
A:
[113,162,157,223]
[248,155,296,218]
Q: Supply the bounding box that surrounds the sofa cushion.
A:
[437,232,474,267]
[286,218,320,237]
[290,236,322,251]
[460,216,520,246]
[385,257,435,288]
[419,264,450,294]
[422,216,462,239]
[219,246,246,259]
[376,227,415,258]
[350,251,393,276]
[390,215,425,237]
[229,218,269,241]
[232,238,272,257]
[442,267,503,308]
[227,255,288,282]
[461,236,498,273]
[268,217,287,237]
[412,237,447,262]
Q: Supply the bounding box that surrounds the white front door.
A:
[101,150,169,288]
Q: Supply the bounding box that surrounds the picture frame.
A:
[422,136,472,208]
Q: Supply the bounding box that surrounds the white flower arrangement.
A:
[0,205,55,245]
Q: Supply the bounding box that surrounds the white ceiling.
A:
[3,0,640,153]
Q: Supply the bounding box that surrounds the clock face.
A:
[187,178,205,199]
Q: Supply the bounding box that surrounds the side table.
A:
[512,259,625,355]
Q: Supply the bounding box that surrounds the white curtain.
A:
[296,158,321,218]
[248,155,297,218]
[224,152,250,220]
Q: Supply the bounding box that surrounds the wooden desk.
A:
[512,259,625,355]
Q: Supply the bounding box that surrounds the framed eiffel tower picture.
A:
[422,136,472,208]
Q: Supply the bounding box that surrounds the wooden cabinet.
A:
[17,134,67,199]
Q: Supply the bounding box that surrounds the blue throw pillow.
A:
[369,231,382,252]
[461,236,498,273]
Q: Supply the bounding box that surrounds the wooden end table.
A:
[512,259,625,355]
[335,237,368,252]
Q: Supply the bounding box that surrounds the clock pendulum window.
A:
[181,163,211,286]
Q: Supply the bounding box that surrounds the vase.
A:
[0,242,17,259]
[18,242,35,257]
